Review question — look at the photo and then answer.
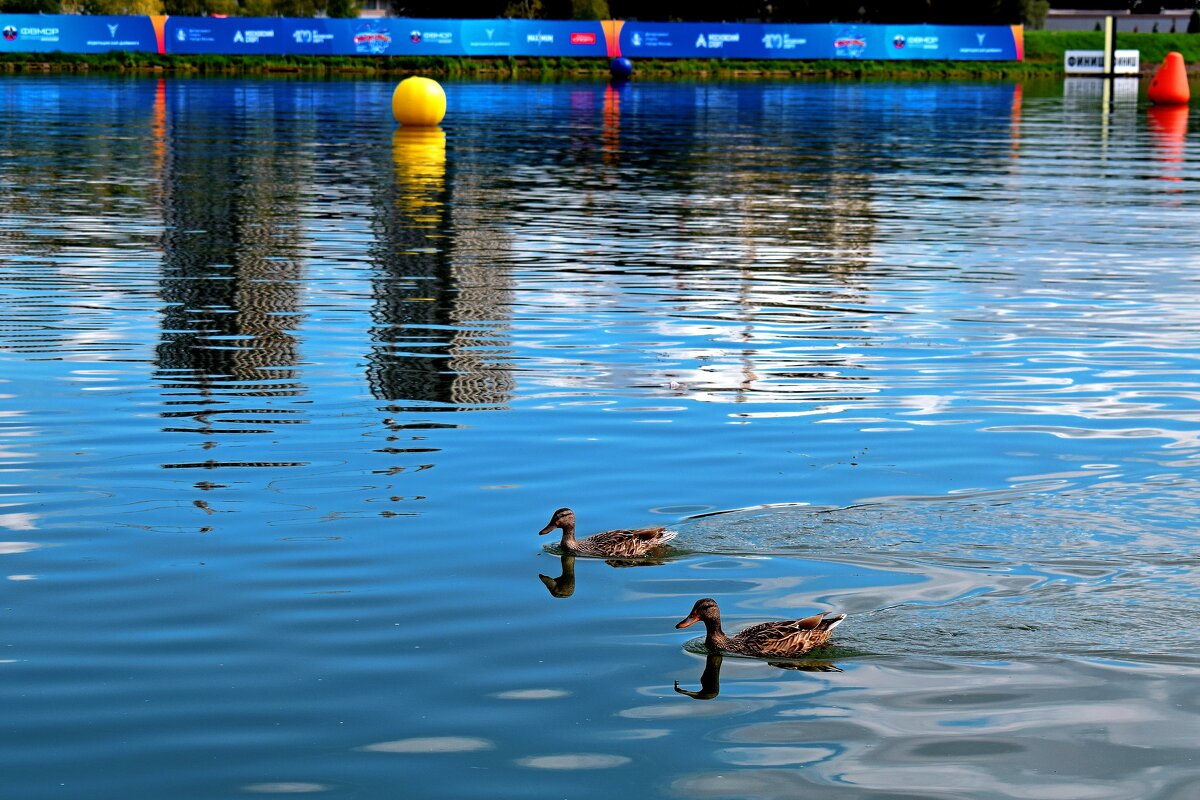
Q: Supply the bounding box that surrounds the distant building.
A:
[358,0,390,18]
[1045,9,1194,32]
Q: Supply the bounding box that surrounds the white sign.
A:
[1065,49,1140,75]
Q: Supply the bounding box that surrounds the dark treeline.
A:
[613,0,1038,23]
[1,0,1190,25]
[390,0,1054,23]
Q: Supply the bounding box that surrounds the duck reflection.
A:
[537,551,670,599]
[539,553,577,598]
[673,652,842,700]
[674,652,723,700]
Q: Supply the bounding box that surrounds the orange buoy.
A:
[1147,52,1190,106]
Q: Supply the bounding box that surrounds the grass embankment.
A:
[1024,29,1200,67]
[2,30,1199,78]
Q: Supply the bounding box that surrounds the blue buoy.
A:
[609,57,633,81]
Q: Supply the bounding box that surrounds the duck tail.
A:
[821,613,847,631]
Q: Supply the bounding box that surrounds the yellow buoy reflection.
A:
[392,126,446,218]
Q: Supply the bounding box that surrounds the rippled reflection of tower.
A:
[366,127,514,408]
[154,83,305,444]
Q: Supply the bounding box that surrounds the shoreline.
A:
[0,53,1053,79]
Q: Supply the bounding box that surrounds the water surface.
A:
[1,76,1199,799]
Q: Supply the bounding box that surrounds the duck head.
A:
[538,507,575,536]
[676,597,720,629]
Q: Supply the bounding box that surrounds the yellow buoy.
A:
[392,77,447,127]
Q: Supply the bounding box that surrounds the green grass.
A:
[3,31,1199,78]
[1025,29,1200,65]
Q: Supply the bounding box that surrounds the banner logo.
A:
[2,25,16,42]
[354,23,391,54]
[834,29,866,58]
[292,29,331,44]
[695,32,738,49]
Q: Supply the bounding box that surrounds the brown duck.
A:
[538,507,677,559]
[675,597,845,658]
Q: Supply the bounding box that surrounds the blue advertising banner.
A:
[0,14,1021,61]
[163,17,609,58]
[618,21,1020,61]
[0,14,157,53]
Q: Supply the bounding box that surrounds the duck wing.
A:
[581,526,674,557]
[732,613,844,657]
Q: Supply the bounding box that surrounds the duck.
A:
[538,507,677,559]
[675,597,845,659]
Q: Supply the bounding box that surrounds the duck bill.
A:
[675,614,699,629]
[537,523,556,536]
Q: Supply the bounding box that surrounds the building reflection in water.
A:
[501,82,1030,407]
[154,82,309,482]
[367,126,514,410]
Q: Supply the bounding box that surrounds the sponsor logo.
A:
[2,25,16,42]
[86,21,141,47]
[960,31,1002,55]
[632,30,673,48]
[527,31,553,44]
[762,33,807,50]
[293,29,333,45]
[354,23,391,54]
[465,21,507,48]
[411,29,452,44]
[176,27,216,43]
[834,29,866,57]
[233,29,274,44]
[570,32,596,45]
[897,34,938,51]
[695,32,739,49]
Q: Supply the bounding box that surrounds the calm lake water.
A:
[2,75,1199,799]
